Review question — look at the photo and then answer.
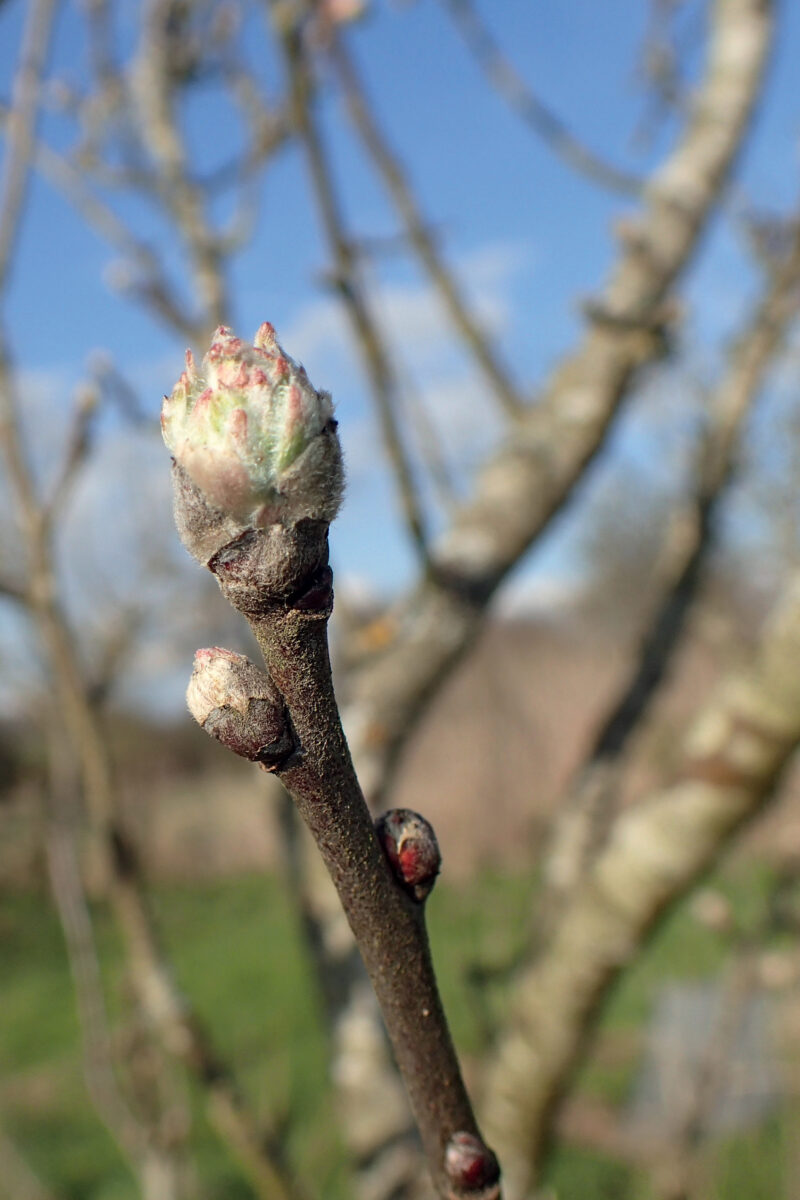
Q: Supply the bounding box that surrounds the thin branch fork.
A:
[327,26,525,420]
[278,16,431,565]
[0,5,299,1196]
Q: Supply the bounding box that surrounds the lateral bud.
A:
[375,809,441,902]
[186,647,296,769]
[444,1131,501,1199]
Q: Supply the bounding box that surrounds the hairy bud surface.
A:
[162,323,343,538]
[187,647,295,768]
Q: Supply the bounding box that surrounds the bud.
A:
[444,1132,501,1199]
[162,324,343,540]
[186,647,295,769]
[375,809,441,902]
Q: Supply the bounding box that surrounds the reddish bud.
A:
[444,1132,500,1198]
[375,809,441,902]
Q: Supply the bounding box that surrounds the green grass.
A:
[0,860,794,1199]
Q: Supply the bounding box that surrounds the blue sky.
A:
[2,0,800,710]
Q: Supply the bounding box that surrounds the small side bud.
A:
[444,1132,501,1199]
[187,647,295,769]
[375,809,441,902]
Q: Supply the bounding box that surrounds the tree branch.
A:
[441,0,643,197]
[168,325,500,1200]
[277,16,431,565]
[543,205,800,912]
[327,26,525,419]
[341,0,774,809]
[483,564,800,1198]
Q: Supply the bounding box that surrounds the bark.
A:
[200,516,499,1200]
[343,0,773,809]
[310,1,773,1192]
[483,568,800,1199]
[543,204,800,912]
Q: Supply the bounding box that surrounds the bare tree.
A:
[6,0,800,1197]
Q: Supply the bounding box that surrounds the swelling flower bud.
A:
[375,809,441,902]
[187,647,295,769]
[162,324,343,536]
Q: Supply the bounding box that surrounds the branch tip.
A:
[163,322,343,564]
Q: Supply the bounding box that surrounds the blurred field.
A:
[2,855,800,1199]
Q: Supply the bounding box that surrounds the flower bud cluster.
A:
[162,323,343,532]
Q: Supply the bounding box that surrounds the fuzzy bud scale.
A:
[162,324,343,531]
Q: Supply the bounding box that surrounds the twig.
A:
[0,0,57,291]
[130,0,229,336]
[43,741,160,1184]
[169,325,500,1200]
[43,382,100,524]
[278,17,431,565]
[0,117,204,341]
[483,558,800,1198]
[328,27,525,419]
[441,0,643,197]
[253,593,488,1196]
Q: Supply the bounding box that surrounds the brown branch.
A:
[277,17,431,565]
[250,604,490,1198]
[168,327,498,1199]
[328,27,525,420]
[190,551,499,1199]
[441,0,643,197]
[483,563,800,1198]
